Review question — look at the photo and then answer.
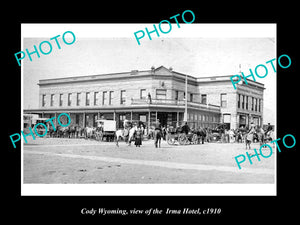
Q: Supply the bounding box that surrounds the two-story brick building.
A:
[197,75,264,129]
[24,66,264,130]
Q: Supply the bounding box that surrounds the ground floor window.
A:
[75,114,80,124]
[139,115,147,122]
[119,114,126,128]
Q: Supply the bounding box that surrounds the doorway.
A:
[157,112,168,127]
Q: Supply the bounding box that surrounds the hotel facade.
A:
[24,66,264,130]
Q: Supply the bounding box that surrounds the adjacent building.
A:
[197,75,264,129]
[24,66,264,130]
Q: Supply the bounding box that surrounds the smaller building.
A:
[197,75,264,129]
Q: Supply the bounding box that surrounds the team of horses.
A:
[45,122,275,149]
[47,125,104,140]
[46,123,144,146]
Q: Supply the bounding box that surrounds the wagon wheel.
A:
[191,134,198,144]
[167,134,175,145]
[178,134,188,145]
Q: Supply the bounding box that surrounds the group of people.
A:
[220,123,274,144]
[129,120,192,148]
[127,119,166,148]
[126,119,274,147]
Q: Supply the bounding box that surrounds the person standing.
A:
[228,129,235,143]
[134,126,142,147]
[154,119,162,148]
[181,122,190,135]
[147,92,152,104]
[224,129,229,143]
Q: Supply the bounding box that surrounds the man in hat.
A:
[154,119,162,148]
[181,122,190,135]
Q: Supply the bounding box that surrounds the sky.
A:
[22,24,276,124]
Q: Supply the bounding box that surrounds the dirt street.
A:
[23,137,275,184]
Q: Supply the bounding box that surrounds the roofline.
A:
[37,66,264,88]
[38,69,152,85]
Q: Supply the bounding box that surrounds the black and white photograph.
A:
[4,3,299,221]
[20,24,277,196]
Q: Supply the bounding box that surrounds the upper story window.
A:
[140,89,146,99]
[242,95,244,109]
[120,90,126,104]
[156,89,166,99]
[220,93,227,108]
[77,93,81,106]
[255,98,258,111]
[68,93,72,106]
[201,94,207,104]
[94,92,99,105]
[175,90,179,100]
[86,92,90,106]
[42,94,46,107]
[190,93,193,102]
[59,94,63,106]
[109,91,114,105]
[50,94,54,106]
[103,91,108,105]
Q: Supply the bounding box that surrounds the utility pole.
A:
[183,74,188,122]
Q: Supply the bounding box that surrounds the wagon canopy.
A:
[96,119,116,132]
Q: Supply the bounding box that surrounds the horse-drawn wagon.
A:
[96,119,116,141]
[166,126,200,145]
[210,123,228,142]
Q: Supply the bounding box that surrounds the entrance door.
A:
[157,112,168,127]
[239,115,246,128]
[223,114,231,129]
[253,117,259,126]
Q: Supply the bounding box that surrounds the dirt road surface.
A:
[23,138,275,184]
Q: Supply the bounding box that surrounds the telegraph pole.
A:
[183,74,188,122]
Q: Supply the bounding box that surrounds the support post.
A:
[83,112,86,127]
[148,111,151,131]
[54,112,57,127]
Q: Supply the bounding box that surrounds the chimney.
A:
[151,66,155,74]
[130,70,138,75]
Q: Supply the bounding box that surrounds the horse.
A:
[265,130,275,146]
[55,126,64,138]
[68,126,77,138]
[60,126,76,138]
[256,127,265,146]
[195,127,206,144]
[236,127,247,143]
[148,127,154,140]
[84,127,96,139]
[94,126,103,141]
[115,126,137,147]
[48,125,56,138]
[154,129,162,148]
[76,126,85,138]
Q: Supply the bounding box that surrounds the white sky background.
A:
[22,24,276,124]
